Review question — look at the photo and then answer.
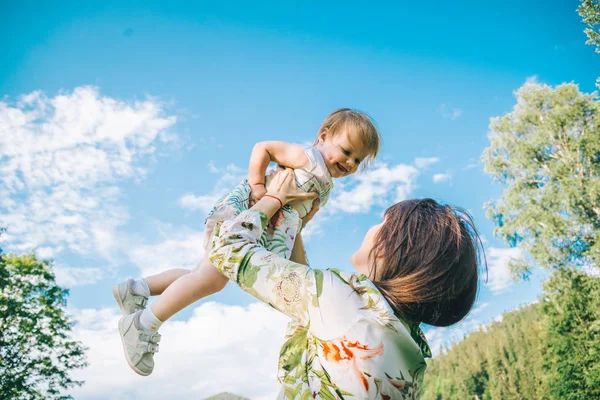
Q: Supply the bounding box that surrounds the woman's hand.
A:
[266,167,318,205]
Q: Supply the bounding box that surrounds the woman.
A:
[206,168,485,399]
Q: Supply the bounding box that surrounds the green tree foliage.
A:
[421,303,547,400]
[578,0,600,88]
[430,8,600,397]
[426,69,600,400]
[481,82,600,279]
[0,252,88,399]
[579,0,600,53]
[421,270,600,400]
[542,268,600,400]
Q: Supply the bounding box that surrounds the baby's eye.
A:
[342,148,350,156]
[355,158,361,165]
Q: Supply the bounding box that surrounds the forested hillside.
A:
[422,269,600,400]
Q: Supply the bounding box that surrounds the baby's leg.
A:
[113,268,191,316]
[148,254,228,322]
[144,268,190,296]
[117,255,228,376]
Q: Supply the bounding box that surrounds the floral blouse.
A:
[209,210,431,399]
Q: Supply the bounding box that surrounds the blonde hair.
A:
[314,108,381,166]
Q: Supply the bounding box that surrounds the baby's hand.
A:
[249,184,267,207]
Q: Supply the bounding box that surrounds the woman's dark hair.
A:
[369,198,487,327]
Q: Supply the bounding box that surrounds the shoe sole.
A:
[118,316,152,377]
[112,285,128,316]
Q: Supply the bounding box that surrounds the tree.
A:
[0,252,88,399]
[480,80,600,399]
[481,82,600,279]
[578,0,600,87]
[579,0,600,53]
[421,303,548,400]
[541,268,600,400]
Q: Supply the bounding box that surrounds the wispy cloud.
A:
[327,162,419,214]
[127,227,205,277]
[54,266,105,287]
[425,315,484,357]
[179,162,246,213]
[486,247,523,294]
[414,157,440,169]
[432,172,452,183]
[470,302,489,316]
[526,75,538,84]
[438,104,463,120]
[0,86,177,263]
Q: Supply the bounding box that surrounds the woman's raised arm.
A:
[209,168,320,323]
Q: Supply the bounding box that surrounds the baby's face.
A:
[317,129,370,178]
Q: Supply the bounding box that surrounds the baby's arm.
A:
[248,141,311,204]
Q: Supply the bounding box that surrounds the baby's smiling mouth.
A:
[335,163,348,174]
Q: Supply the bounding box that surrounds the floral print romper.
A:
[203,145,333,258]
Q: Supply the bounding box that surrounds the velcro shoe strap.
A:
[134,297,148,307]
[139,332,161,343]
[147,343,159,353]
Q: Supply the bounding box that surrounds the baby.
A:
[113,108,381,376]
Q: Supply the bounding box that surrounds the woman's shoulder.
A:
[322,268,378,296]
[308,269,380,324]
[313,268,432,359]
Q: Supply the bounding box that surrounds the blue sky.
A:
[1,1,598,398]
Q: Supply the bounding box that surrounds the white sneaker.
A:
[118,310,161,376]
[112,279,148,316]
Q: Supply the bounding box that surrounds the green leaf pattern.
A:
[205,179,300,259]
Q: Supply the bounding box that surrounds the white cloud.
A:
[432,172,452,183]
[179,193,222,214]
[127,228,205,277]
[35,246,56,259]
[464,158,479,170]
[470,302,489,316]
[425,302,492,356]
[526,75,538,84]
[68,302,287,400]
[55,266,104,287]
[425,316,484,357]
[299,209,330,240]
[206,161,246,177]
[179,162,247,213]
[0,86,177,261]
[438,104,463,120]
[414,157,440,169]
[486,247,523,294]
[326,162,419,214]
